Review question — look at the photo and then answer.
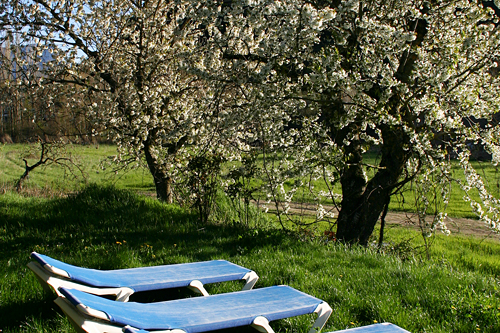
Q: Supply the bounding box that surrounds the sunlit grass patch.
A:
[0,144,155,194]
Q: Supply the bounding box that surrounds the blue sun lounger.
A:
[325,323,411,333]
[28,252,258,301]
[55,285,332,333]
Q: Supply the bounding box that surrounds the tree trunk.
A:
[336,126,409,245]
[153,174,173,203]
[336,176,393,245]
[332,11,428,245]
[144,142,173,203]
[16,143,49,192]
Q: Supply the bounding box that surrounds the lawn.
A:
[0,143,155,193]
[1,185,500,333]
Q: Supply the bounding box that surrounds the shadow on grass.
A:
[0,184,291,331]
[0,298,60,331]
[1,184,288,261]
[3,184,500,333]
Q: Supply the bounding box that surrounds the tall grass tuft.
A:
[211,191,274,229]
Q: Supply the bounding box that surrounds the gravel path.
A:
[260,201,500,241]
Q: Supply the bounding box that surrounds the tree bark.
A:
[144,141,174,203]
[336,125,410,245]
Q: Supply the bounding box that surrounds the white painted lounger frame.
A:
[54,295,332,333]
[28,260,259,302]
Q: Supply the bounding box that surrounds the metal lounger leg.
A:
[188,280,209,296]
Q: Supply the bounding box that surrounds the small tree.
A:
[3,0,220,202]
[186,152,225,224]
[15,139,84,191]
[225,152,261,227]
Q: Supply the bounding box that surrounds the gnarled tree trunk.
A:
[144,141,174,203]
[336,125,411,245]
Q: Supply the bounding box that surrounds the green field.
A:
[2,143,499,220]
[0,143,155,193]
[271,152,500,220]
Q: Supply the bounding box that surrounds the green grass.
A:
[374,223,500,276]
[1,185,500,333]
[384,160,500,219]
[0,143,155,193]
